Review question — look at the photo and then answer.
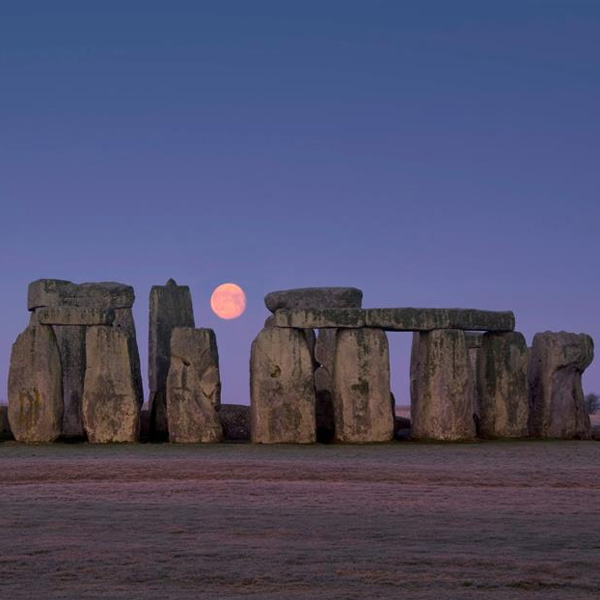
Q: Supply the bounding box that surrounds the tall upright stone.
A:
[83,326,142,443]
[332,328,394,443]
[8,325,63,443]
[477,332,529,438]
[529,331,594,439]
[166,328,222,443]
[410,330,476,441]
[466,333,483,433]
[148,279,195,439]
[250,327,316,444]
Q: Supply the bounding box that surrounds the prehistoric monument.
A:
[5,281,596,444]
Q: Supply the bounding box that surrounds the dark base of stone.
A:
[219,404,251,441]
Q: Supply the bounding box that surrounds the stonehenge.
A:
[4,280,597,445]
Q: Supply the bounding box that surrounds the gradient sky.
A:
[1,1,599,406]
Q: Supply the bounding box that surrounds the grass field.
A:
[1,440,599,599]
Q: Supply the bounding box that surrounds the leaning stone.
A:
[148,279,195,439]
[410,330,476,441]
[365,308,515,332]
[273,308,365,329]
[332,328,394,443]
[250,327,316,443]
[8,325,63,443]
[265,287,363,313]
[36,307,115,326]
[83,326,142,443]
[28,279,134,310]
[529,331,594,439]
[219,404,250,441]
[166,328,222,443]
[477,332,529,438]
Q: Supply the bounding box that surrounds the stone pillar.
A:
[477,332,529,438]
[8,325,63,442]
[529,331,594,439]
[466,333,483,431]
[148,279,195,439]
[332,328,394,443]
[410,329,476,441]
[250,327,316,444]
[83,326,142,443]
[166,328,222,443]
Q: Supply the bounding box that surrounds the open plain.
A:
[1,439,599,599]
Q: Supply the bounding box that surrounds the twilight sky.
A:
[1,1,599,405]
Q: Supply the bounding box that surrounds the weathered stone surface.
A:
[410,330,476,441]
[466,333,484,349]
[83,326,142,443]
[466,334,484,431]
[332,328,394,443]
[273,308,365,329]
[36,307,115,326]
[28,279,134,311]
[166,328,222,443]
[8,325,63,443]
[148,279,195,439]
[477,332,529,438]
[250,327,316,444]
[529,332,594,439]
[112,308,144,409]
[0,405,11,436]
[219,404,250,441]
[365,308,515,332]
[265,287,363,313]
[53,325,87,438]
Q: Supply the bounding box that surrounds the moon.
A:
[210,283,246,320]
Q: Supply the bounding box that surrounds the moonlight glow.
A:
[210,283,246,320]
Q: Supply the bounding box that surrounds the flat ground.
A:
[1,440,599,600]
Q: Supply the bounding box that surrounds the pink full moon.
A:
[210,283,247,319]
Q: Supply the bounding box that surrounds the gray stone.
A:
[477,332,529,438]
[265,287,363,313]
[332,328,394,443]
[466,333,484,349]
[36,307,115,326]
[8,325,63,443]
[28,279,134,311]
[365,308,515,332]
[148,279,195,439]
[273,308,365,329]
[410,330,476,441]
[166,328,222,443]
[83,326,142,443]
[113,308,144,409]
[219,404,251,441]
[529,331,594,439]
[250,327,316,444]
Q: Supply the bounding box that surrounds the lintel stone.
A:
[36,307,115,326]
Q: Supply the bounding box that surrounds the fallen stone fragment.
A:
[8,325,63,443]
[166,328,222,443]
[36,307,115,326]
[265,287,363,313]
[219,404,251,441]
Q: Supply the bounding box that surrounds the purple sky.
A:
[1,1,599,406]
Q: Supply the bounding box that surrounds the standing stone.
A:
[466,333,483,432]
[529,332,594,439]
[477,332,529,438]
[148,279,195,439]
[332,328,394,443]
[113,307,144,408]
[250,327,316,444]
[166,328,222,443]
[7,325,63,442]
[410,329,476,441]
[83,326,142,443]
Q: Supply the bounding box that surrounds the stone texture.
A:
[265,287,363,313]
[466,333,484,431]
[219,404,251,441]
[7,325,63,443]
[166,328,222,443]
[529,332,594,439]
[148,279,195,439]
[365,308,515,332]
[250,327,316,444]
[112,308,144,409]
[83,326,142,443]
[36,307,115,326]
[477,332,529,438]
[53,326,87,438]
[28,279,134,311]
[410,330,476,441]
[332,328,394,443]
[273,308,365,329]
